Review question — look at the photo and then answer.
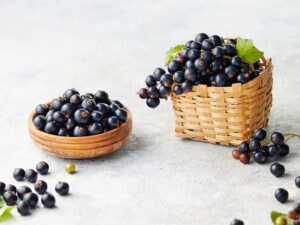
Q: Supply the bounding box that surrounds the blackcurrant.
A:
[17,200,31,216]
[138,88,148,99]
[158,85,171,99]
[160,74,173,87]
[44,121,59,134]
[96,103,110,116]
[181,80,193,92]
[91,111,104,122]
[201,39,215,50]
[231,56,242,68]
[63,88,79,101]
[188,49,200,61]
[215,73,227,87]
[4,184,17,193]
[57,127,68,136]
[41,193,56,208]
[190,41,201,50]
[114,108,127,123]
[3,191,18,205]
[65,118,76,131]
[51,97,66,111]
[60,103,77,117]
[268,145,281,157]
[153,67,166,81]
[55,181,70,196]
[94,90,110,104]
[200,50,212,61]
[211,46,224,58]
[147,86,160,99]
[69,94,82,106]
[224,66,238,79]
[279,143,289,157]
[210,60,223,73]
[35,104,49,116]
[253,151,268,164]
[173,71,185,83]
[23,192,39,208]
[230,218,244,225]
[223,44,237,56]
[89,122,104,135]
[33,115,46,130]
[41,169,53,183]
[249,137,261,151]
[184,68,198,82]
[53,111,67,125]
[253,128,267,141]
[167,60,182,74]
[25,169,38,183]
[194,58,207,71]
[239,152,250,164]
[209,35,223,46]
[275,188,288,203]
[294,202,300,213]
[146,97,160,108]
[81,98,96,112]
[271,131,285,145]
[108,116,120,129]
[13,168,25,181]
[236,74,249,84]
[73,126,89,136]
[74,109,90,125]
[195,33,209,43]
[173,85,184,95]
[270,163,285,177]
[34,180,48,194]
[145,75,157,87]
[17,185,32,199]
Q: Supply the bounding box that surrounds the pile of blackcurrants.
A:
[138,32,264,108]
[232,128,289,164]
[33,88,128,136]
[0,161,69,216]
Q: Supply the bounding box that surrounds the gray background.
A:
[0,0,299,224]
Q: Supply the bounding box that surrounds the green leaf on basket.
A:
[0,206,14,223]
[270,211,294,225]
[236,36,264,64]
[165,44,185,63]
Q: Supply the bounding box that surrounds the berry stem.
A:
[283,133,300,143]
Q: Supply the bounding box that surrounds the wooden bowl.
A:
[28,106,132,159]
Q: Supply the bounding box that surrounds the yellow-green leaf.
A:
[165,44,185,63]
[270,211,293,225]
[0,206,14,223]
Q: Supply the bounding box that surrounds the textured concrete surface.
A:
[0,0,300,224]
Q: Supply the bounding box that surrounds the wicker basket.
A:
[28,105,132,159]
[171,57,273,146]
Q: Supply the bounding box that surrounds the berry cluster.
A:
[33,88,128,136]
[232,128,289,164]
[0,161,69,216]
[138,32,264,108]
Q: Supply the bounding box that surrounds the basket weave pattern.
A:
[171,58,273,146]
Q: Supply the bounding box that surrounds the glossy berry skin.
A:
[51,97,65,111]
[25,169,38,183]
[35,104,49,115]
[268,145,281,157]
[279,143,289,157]
[107,116,120,130]
[69,94,82,105]
[195,33,209,43]
[200,50,212,61]
[253,128,267,141]
[223,44,237,56]
[153,68,166,81]
[94,90,109,103]
[34,180,48,195]
[173,71,185,83]
[23,192,39,208]
[270,163,285,177]
[13,168,26,181]
[201,39,215,50]
[173,85,183,95]
[44,121,59,134]
[63,88,79,101]
[17,185,32,199]
[215,73,227,87]
[33,115,46,130]
[230,218,244,225]
[41,193,56,208]
[253,151,268,164]
[3,191,18,205]
[145,75,157,87]
[89,123,104,135]
[294,203,300,213]
[231,56,242,68]
[147,86,160,98]
[209,35,223,46]
[81,98,96,112]
[36,161,49,175]
[55,181,70,196]
[271,131,285,145]
[17,200,31,216]
[158,85,171,99]
[167,60,182,73]
[239,153,250,164]
[295,176,300,188]
[114,108,127,123]
[239,141,250,153]
[190,41,201,50]
[73,126,89,137]
[249,137,261,151]
[53,111,67,125]
[275,188,289,203]
[61,103,77,116]
[211,46,224,58]
[184,68,198,82]
[181,80,193,92]
[0,181,5,195]
[146,97,160,108]
[160,74,173,87]
[194,58,207,71]
[74,109,90,125]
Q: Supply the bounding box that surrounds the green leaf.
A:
[270,211,294,225]
[236,36,264,64]
[0,206,14,223]
[165,44,185,63]
[0,200,4,208]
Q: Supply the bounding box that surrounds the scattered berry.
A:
[239,153,250,164]
[230,218,244,225]
[36,161,49,175]
[25,169,38,183]
[34,180,48,195]
[55,181,70,196]
[253,151,268,164]
[270,163,285,177]
[295,176,300,188]
[17,200,31,216]
[23,192,39,208]
[41,193,56,208]
[13,168,26,181]
[4,184,17,193]
[232,149,241,160]
[275,188,289,203]
[17,185,32,199]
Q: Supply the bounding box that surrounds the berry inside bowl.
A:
[28,89,132,159]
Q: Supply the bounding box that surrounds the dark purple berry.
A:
[44,121,59,134]
[107,116,120,129]
[17,200,31,216]
[145,75,157,87]
[33,115,46,130]
[249,137,261,151]
[279,143,289,157]
[89,123,104,135]
[253,151,268,164]
[69,94,82,105]
[73,126,89,137]
[35,104,49,116]
[271,131,285,145]
[23,192,39,208]
[275,188,288,203]
[295,176,300,188]
[13,168,25,181]
[63,88,79,101]
[25,169,38,183]
[230,218,244,225]
[36,161,49,175]
[167,60,182,73]
[94,90,110,103]
[114,108,127,123]
[268,145,281,157]
[3,191,18,205]
[4,184,17,193]
[61,103,77,116]
[195,33,208,43]
[41,193,56,208]
[270,163,285,177]
[74,109,90,125]
[17,185,32,199]
[253,128,267,141]
[153,68,166,81]
[0,181,5,195]
[34,180,48,194]
[55,181,70,196]
[81,98,96,112]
